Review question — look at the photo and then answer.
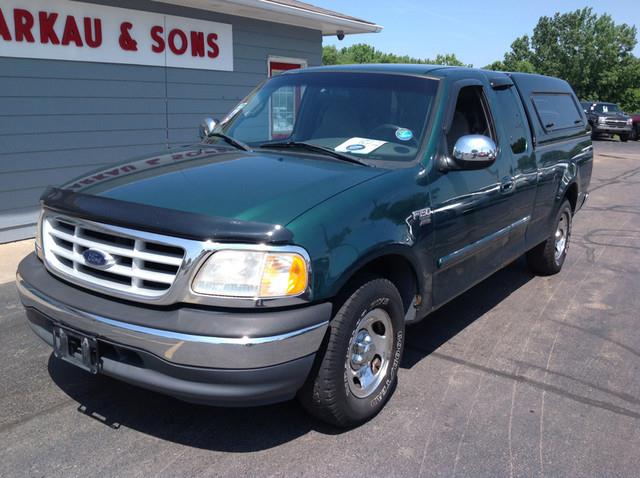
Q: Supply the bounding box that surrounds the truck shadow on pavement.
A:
[47,258,535,451]
[402,256,534,367]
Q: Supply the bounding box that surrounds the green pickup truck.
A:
[17,64,592,427]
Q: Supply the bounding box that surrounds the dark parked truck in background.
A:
[582,101,633,141]
[17,65,592,427]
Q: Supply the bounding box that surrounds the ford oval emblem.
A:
[82,249,115,269]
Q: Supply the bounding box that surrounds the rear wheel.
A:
[527,200,573,275]
[299,278,405,428]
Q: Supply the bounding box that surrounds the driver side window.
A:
[447,85,495,154]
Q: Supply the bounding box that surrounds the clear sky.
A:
[319,0,640,67]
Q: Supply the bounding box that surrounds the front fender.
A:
[286,168,433,308]
[327,242,425,303]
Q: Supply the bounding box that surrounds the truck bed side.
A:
[509,73,593,249]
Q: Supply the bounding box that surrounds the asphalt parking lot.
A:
[1,139,639,477]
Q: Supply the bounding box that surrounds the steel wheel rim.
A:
[554,210,570,263]
[346,308,394,398]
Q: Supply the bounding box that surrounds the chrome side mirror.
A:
[199,117,219,139]
[452,134,497,169]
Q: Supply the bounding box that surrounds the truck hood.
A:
[57,145,386,227]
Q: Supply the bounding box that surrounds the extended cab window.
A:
[531,93,583,131]
[495,88,529,154]
[446,85,495,154]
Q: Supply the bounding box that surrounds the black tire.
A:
[298,278,405,428]
[620,134,629,142]
[590,132,599,141]
[630,126,638,141]
[527,200,573,275]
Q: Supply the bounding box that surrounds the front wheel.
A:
[620,134,629,142]
[299,278,405,428]
[527,200,573,275]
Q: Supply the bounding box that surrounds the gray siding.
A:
[0,0,322,243]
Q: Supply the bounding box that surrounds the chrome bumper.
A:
[17,273,329,369]
[592,124,632,133]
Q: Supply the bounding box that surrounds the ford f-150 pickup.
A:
[17,65,592,427]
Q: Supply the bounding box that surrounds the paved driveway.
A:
[1,140,640,477]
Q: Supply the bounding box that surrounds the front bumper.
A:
[592,124,632,135]
[17,253,331,406]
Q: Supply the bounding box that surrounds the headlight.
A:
[597,116,606,124]
[627,118,633,126]
[192,249,308,298]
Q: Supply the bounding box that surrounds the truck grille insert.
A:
[604,118,626,127]
[42,216,185,298]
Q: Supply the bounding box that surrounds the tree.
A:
[322,45,339,66]
[485,8,640,111]
[495,36,537,73]
[322,44,469,67]
[620,87,640,113]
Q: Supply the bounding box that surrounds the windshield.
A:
[594,103,620,113]
[218,72,439,164]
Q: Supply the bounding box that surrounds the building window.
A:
[268,57,307,139]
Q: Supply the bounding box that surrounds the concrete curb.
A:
[0,240,33,285]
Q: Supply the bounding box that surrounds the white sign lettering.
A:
[0,0,233,70]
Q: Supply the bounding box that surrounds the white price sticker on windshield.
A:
[335,137,387,155]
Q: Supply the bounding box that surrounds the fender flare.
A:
[556,162,580,211]
[326,242,428,311]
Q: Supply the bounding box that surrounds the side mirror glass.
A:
[452,134,497,169]
[199,117,219,139]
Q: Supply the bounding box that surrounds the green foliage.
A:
[322,44,469,67]
[325,8,639,112]
[621,88,640,113]
[485,8,640,112]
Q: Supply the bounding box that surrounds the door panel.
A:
[492,86,537,257]
[431,163,514,307]
[430,84,516,308]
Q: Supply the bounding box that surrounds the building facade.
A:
[0,0,379,242]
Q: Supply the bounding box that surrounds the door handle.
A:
[500,177,515,193]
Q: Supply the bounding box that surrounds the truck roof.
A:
[286,64,579,142]
[298,63,457,76]
[289,64,570,87]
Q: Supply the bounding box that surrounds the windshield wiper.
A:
[206,132,251,151]
[259,141,371,167]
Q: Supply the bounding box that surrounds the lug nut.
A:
[351,353,365,365]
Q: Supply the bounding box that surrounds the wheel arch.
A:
[328,244,425,320]
[565,181,579,213]
[556,158,580,214]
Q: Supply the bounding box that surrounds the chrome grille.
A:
[42,215,185,298]
[604,118,626,127]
